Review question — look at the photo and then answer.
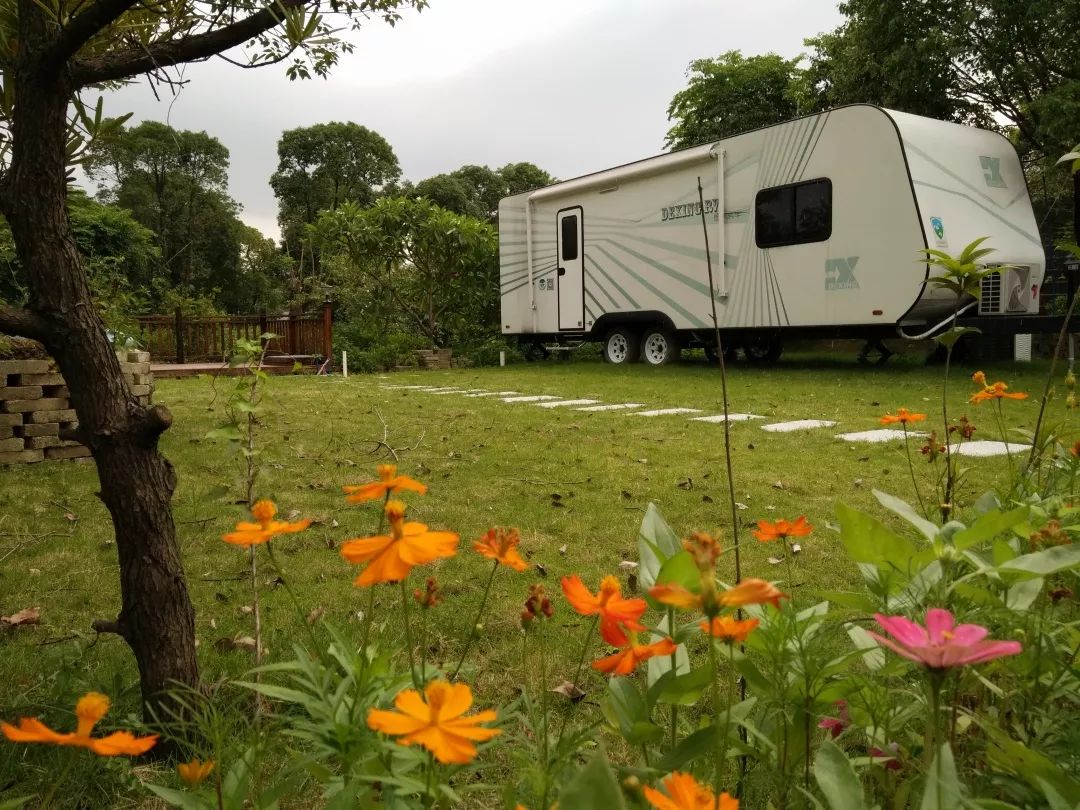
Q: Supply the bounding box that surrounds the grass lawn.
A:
[0,349,1061,804]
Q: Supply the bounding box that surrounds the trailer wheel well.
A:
[591,311,676,338]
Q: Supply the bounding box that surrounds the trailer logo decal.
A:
[825,257,860,291]
[979,156,1007,189]
[661,198,720,222]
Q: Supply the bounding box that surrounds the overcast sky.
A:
[95,0,844,238]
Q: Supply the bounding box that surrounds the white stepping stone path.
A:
[690,413,764,424]
[380,384,431,389]
[535,399,601,408]
[836,429,927,443]
[464,391,520,397]
[502,395,561,403]
[431,389,470,395]
[761,419,837,433]
[633,408,702,417]
[417,387,460,393]
[951,441,1030,458]
[576,403,646,412]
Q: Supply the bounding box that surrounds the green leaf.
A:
[144,785,212,810]
[559,749,627,810]
[603,677,648,738]
[654,550,699,591]
[1005,577,1043,610]
[657,724,717,772]
[223,748,256,810]
[998,544,1080,578]
[204,425,243,442]
[982,719,1080,802]
[821,590,879,611]
[1055,151,1080,165]
[935,326,981,350]
[874,489,938,542]
[638,502,682,590]
[646,614,689,688]
[814,739,871,810]
[1035,778,1074,810]
[655,665,713,706]
[952,507,1029,551]
[837,503,924,574]
[920,743,962,810]
[846,623,885,670]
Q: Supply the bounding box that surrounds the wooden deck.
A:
[152,361,326,379]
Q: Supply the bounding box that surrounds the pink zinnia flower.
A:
[817,700,849,738]
[869,743,902,771]
[869,608,1021,669]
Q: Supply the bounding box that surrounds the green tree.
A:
[664,51,805,149]
[83,120,255,310]
[0,0,424,719]
[314,196,498,348]
[271,121,401,266]
[413,162,556,221]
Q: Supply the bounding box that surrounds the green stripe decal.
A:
[593,244,708,327]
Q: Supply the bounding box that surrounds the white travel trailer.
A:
[498,105,1045,364]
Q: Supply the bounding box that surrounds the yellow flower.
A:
[343,464,426,503]
[1,693,157,757]
[222,500,310,547]
[177,758,215,785]
[341,500,459,586]
[367,680,500,764]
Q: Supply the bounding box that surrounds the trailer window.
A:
[755,179,832,248]
[561,215,579,261]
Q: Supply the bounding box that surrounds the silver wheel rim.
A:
[608,334,628,363]
[644,333,668,364]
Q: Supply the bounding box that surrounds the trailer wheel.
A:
[744,337,782,364]
[704,343,737,365]
[641,329,681,366]
[603,328,640,364]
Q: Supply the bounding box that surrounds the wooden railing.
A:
[137,304,333,364]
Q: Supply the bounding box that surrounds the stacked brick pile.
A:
[0,350,154,464]
[413,349,453,369]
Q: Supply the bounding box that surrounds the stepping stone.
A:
[577,403,646,412]
[836,429,926,443]
[632,408,702,417]
[761,419,837,433]
[431,389,468,395]
[380,384,431,389]
[418,387,460,393]
[951,440,1029,458]
[536,399,601,408]
[502,395,561,403]
[464,391,520,397]
[690,413,763,423]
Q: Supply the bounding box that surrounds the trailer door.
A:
[556,207,584,331]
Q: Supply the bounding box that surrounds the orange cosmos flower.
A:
[1,692,157,757]
[700,615,759,642]
[1070,440,1080,459]
[752,516,812,543]
[222,499,311,547]
[683,531,722,571]
[970,380,1028,404]
[971,370,987,386]
[593,636,678,676]
[177,758,215,785]
[880,408,927,426]
[473,527,528,572]
[343,464,426,503]
[367,680,500,764]
[643,771,738,810]
[562,574,648,646]
[341,500,459,586]
[720,578,788,608]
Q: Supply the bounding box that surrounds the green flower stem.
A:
[420,606,429,684]
[707,634,724,802]
[265,541,320,654]
[925,670,945,768]
[539,619,552,810]
[555,614,599,748]
[424,750,435,809]
[450,560,499,681]
[668,605,679,750]
[400,577,420,689]
[902,424,929,518]
[359,494,392,672]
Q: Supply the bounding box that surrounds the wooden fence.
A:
[137,304,333,364]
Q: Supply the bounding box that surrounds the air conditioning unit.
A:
[979,266,1031,314]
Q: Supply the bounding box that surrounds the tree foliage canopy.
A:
[664,51,805,149]
[413,162,555,221]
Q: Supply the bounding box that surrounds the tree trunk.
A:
[3,2,199,720]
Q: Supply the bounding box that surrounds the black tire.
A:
[704,342,737,364]
[744,337,782,365]
[603,328,640,365]
[520,341,550,362]
[640,328,681,366]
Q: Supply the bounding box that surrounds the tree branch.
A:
[70,0,305,87]
[131,403,173,447]
[43,0,141,72]
[0,304,49,341]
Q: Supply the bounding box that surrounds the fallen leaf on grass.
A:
[558,544,567,556]
[618,560,639,573]
[1,607,40,626]
[551,680,586,702]
[702,495,713,503]
[307,606,326,625]
[767,557,783,566]
[214,635,258,653]
[772,481,785,490]
[535,563,548,578]
[791,544,802,555]
[677,478,693,490]
[735,502,749,511]
[621,490,632,500]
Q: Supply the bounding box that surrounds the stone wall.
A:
[0,350,154,464]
